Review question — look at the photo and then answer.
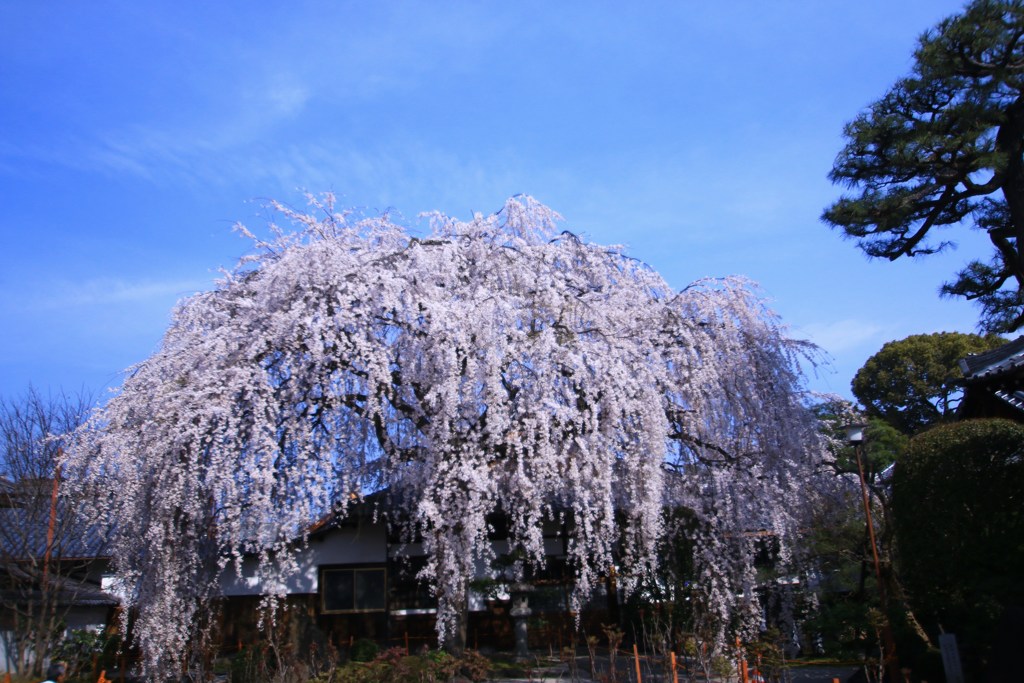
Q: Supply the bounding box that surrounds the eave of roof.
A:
[960,335,1024,381]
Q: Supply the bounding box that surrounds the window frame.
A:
[319,564,388,614]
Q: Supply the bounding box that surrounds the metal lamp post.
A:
[845,424,901,682]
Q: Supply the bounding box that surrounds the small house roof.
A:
[959,335,1024,418]
[0,485,110,560]
[959,335,1024,380]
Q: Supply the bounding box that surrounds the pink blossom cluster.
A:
[65,195,827,677]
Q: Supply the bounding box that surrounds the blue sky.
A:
[0,0,984,404]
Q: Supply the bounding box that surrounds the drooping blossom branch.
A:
[65,195,826,677]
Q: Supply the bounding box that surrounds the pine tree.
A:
[824,0,1024,332]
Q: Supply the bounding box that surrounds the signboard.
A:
[939,633,964,683]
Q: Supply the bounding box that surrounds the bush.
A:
[454,650,491,682]
[52,629,112,681]
[349,638,379,663]
[311,647,490,683]
[894,418,1024,676]
[231,644,273,683]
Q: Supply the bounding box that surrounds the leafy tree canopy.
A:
[824,0,1024,332]
[64,196,828,678]
[813,399,908,474]
[852,331,1005,434]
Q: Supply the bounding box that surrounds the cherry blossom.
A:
[66,195,826,677]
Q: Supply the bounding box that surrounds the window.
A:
[389,555,437,613]
[320,566,386,613]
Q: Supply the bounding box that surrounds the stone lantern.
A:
[509,582,534,660]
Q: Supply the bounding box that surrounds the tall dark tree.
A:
[852,331,1005,434]
[824,1,1024,332]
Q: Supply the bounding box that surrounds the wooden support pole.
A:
[853,441,901,683]
[670,651,679,683]
[633,643,642,683]
[41,464,62,592]
[736,637,749,683]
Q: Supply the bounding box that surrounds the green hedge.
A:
[894,418,1024,674]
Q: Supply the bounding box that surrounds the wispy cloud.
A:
[265,81,309,117]
[3,65,316,184]
[0,2,505,187]
[27,277,208,310]
[794,318,889,357]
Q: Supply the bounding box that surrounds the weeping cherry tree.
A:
[65,195,826,677]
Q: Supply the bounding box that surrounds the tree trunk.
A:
[996,97,1024,292]
[442,590,468,656]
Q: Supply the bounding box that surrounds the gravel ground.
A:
[487,662,861,682]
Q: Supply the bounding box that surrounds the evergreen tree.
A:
[894,418,1024,678]
[851,331,1005,434]
[824,0,1024,332]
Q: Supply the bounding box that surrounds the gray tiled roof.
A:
[0,500,110,560]
[959,335,1024,415]
[960,335,1024,379]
